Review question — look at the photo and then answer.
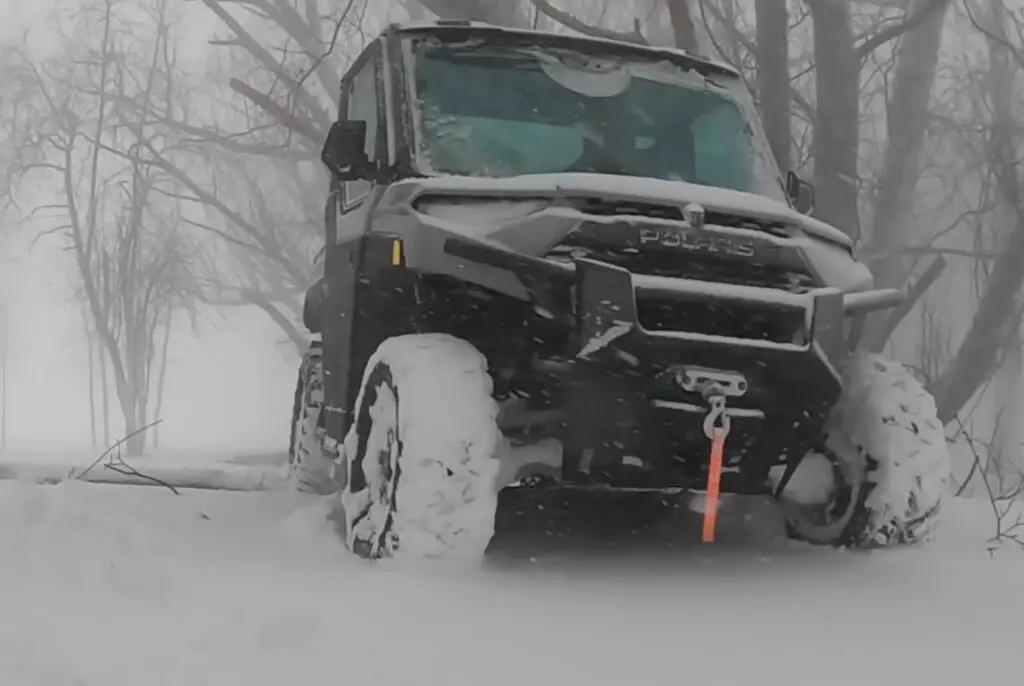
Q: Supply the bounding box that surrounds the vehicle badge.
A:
[683,203,706,231]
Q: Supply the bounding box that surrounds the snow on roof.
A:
[388,20,741,77]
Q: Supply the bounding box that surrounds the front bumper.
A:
[444,238,905,490]
[443,236,901,378]
[574,256,848,378]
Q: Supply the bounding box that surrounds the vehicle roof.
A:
[387,20,741,78]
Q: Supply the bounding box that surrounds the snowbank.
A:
[0,479,1021,685]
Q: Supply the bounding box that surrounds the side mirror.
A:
[786,170,815,215]
[321,120,370,180]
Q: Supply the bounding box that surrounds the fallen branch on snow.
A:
[102,452,180,495]
[70,419,179,495]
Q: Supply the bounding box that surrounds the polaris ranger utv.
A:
[288,20,951,561]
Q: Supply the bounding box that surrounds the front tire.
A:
[781,353,951,549]
[339,334,502,561]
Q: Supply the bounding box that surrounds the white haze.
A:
[0,0,1018,470]
[0,0,299,459]
[1,204,298,457]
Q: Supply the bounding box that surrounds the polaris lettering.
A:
[638,227,757,258]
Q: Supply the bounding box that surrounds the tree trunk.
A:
[989,339,1023,494]
[985,3,1023,488]
[402,0,429,20]
[99,339,111,447]
[152,307,173,451]
[415,0,525,25]
[929,203,1024,425]
[124,345,148,457]
[116,337,149,457]
[665,0,698,52]
[930,1,1024,423]
[755,0,791,173]
[84,311,98,448]
[120,393,145,456]
[865,0,951,292]
[807,0,861,237]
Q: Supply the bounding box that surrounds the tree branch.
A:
[864,255,947,353]
[528,0,648,44]
[854,0,951,60]
[229,77,324,145]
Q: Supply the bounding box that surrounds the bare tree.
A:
[927,1,1024,421]
[755,0,790,173]
[864,0,952,290]
[982,0,1024,492]
[83,0,378,349]
[0,0,199,454]
[180,150,324,348]
[804,0,861,236]
[692,1,1020,426]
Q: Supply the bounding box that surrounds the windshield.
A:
[404,35,787,202]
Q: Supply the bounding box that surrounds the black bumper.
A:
[573,255,845,388]
[566,257,849,489]
[442,237,901,492]
[445,235,853,388]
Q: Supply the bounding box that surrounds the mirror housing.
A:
[786,170,816,215]
[321,120,370,180]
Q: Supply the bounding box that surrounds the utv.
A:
[288,20,951,561]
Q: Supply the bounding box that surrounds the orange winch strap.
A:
[701,427,727,543]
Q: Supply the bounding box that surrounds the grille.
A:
[635,295,807,344]
[554,197,816,292]
[572,197,684,222]
[546,243,817,293]
[547,200,818,343]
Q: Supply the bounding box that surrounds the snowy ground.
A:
[1,476,1022,686]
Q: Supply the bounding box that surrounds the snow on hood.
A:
[402,173,852,248]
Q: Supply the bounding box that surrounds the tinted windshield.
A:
[405,36,786,201]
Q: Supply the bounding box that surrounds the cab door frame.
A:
[320,36,393,445]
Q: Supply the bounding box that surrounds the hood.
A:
[398,173,852,248]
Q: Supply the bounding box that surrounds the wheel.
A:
[779,353,951,549]
[338,333,502,561]
[288,341,340,495]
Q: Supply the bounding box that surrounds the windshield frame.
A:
[398,28,790,204]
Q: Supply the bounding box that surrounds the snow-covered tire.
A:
[288,341,339,495]
[338,333,502,561]
[782,353,951,549]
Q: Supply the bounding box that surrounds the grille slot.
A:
[635,294,807,344]
[546,244,817,293]
[567,197,794,238]
[571,197,684,221]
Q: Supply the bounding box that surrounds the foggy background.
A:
[0,0,1020,499]
[0,0,297,455]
